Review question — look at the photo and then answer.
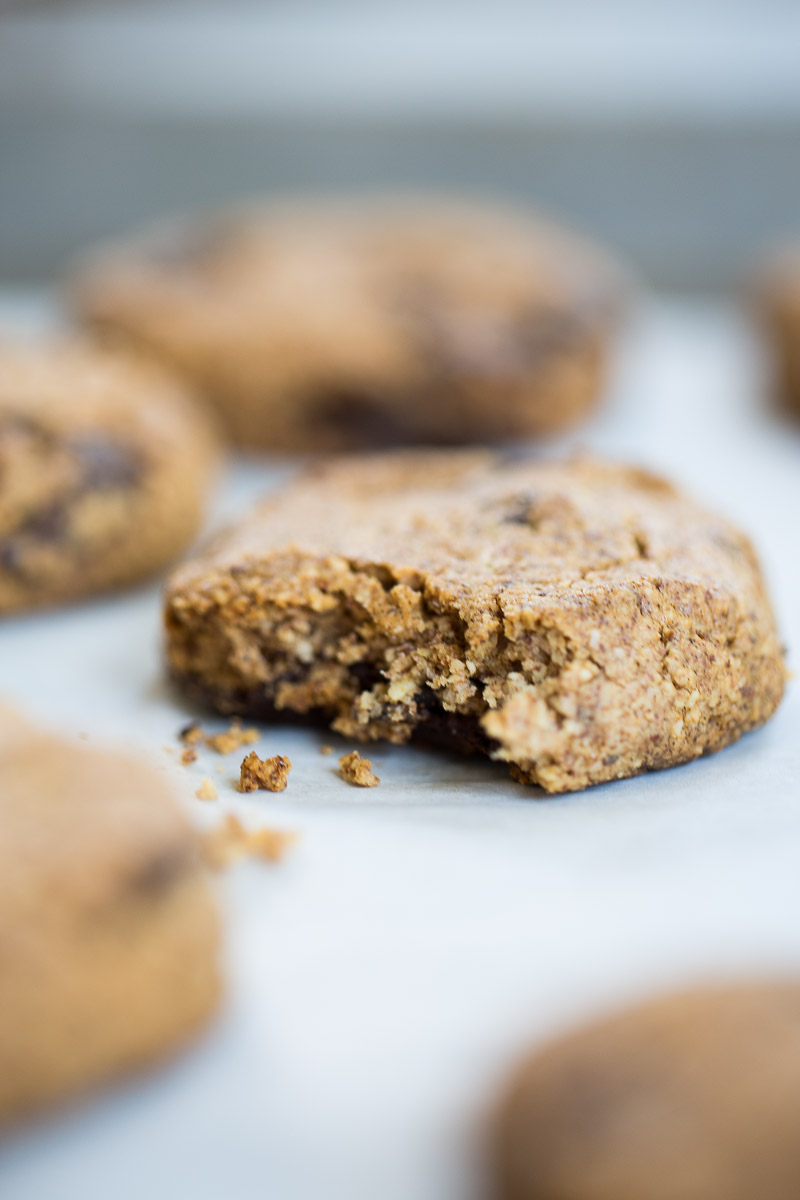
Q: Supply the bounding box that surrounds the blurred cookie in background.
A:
[0,340,218,615]
[492,981,800,1200]
[70,196,629,452]
[751,247,800,420]
[0,708,221,1126]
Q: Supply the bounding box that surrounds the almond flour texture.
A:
[164,451,785,793]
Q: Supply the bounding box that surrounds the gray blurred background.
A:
[1,0,799,289]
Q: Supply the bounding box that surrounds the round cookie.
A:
[0,709,221,1125]
[70,196,628,451]
[751,247,800,418]
[0,339,218,614]
[493,982,800,1200]
[164,450,784,793]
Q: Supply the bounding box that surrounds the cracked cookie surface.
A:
[0,339,218,614]
[71,196,627,451]
[0,709,221,1125]
[164,451,784,793]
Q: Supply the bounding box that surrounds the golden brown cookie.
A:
[70,196,627,451]
[0,710,221,1125]
[163,450,784,793]
[0,339,218,615]
[751,247,800,418]
[493,981,800,1200]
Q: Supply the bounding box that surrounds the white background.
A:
[0,295,798,1199]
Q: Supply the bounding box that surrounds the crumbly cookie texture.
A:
[195,777,218,801]
[201,814,296,869]
[751,247,800,417]
[0,710,221,1126]
[0,339,218,615]
[238,751,292,793]
[179,719,259,755]
[164,451,784,794]
[71,196,627,451]
[339,750,380,788]
[493,981,800,1200]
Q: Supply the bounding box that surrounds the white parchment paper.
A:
[0,297,798,1200]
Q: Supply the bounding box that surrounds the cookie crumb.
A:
[339,750,380,787]
[319,745,333,756]
[238,751,292,793]
[204,720,261,755]
[195,777,218,801]
[201,813,297,869]
[181,746,198,766]
[180,721,204,746]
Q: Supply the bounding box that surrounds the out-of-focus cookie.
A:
[751,248,800,418]
[493,982,800,1200]
[0,340,218,615]
[163,450,784,793]
[0,709,221,1125]
[71,196,628,451]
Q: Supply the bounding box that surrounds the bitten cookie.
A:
[71,196,627,451]
[0,709,221,1125]
[493,982,800,1200]
[0,339,218,614]
[751,247,800,418]
[164,450,784,793]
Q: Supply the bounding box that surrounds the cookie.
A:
[0,709,221,1125]
[751,248,800,418]
[71,196,627,451]
[164,450,784,793]
[0,339,218,615]
[493,981,800,1200]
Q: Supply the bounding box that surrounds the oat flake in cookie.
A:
[493,982,800,1200]
[0,339,218,614]
[164,450,784,794]
[71,196,627,451]
[0,709,221,1125]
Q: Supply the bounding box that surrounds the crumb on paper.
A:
[195,777,218,801]
[339,750,380,788]
[181,746,198,766]
[179,721,204,746]
[204,720,260,756]
[238,751,292,793]
[319,745,333,756]
[201,813,297,870]
[178,718,261,756]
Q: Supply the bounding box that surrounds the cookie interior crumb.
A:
[195,777,218,801]
[201,813,297,869]
[339,750,380,788]
[319,745,333,756]
[238,751,292,793]
[181,746,198,766]
[179,719,260,755]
